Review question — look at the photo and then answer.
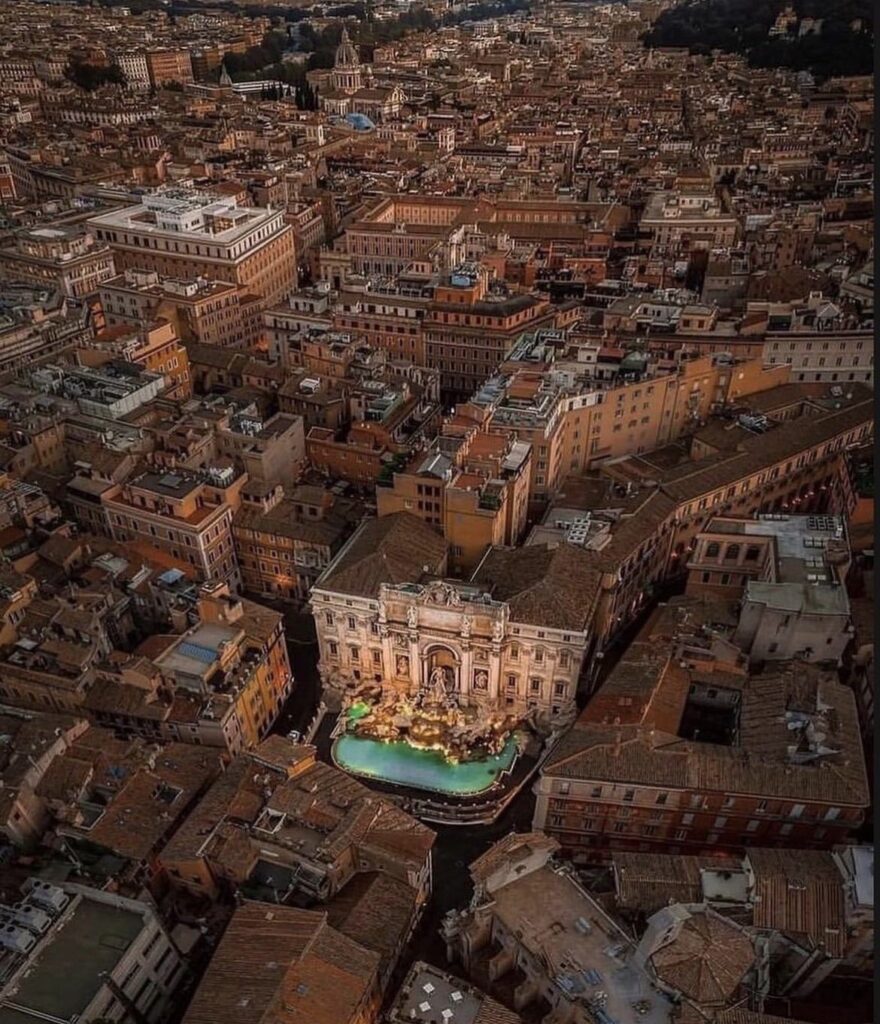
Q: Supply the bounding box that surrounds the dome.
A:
[335,27,360,68]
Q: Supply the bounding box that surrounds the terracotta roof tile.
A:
[318,513,446,599]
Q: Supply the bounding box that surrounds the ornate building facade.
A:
[318,27,405,122]
[310,513,600,729]
[331,28,363,94]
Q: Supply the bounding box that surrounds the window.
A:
[558,781,570,795]
[714,815,727,828]
[779,823,793,835]
[746,819,759,831]
[347,615,356,631]
[591,786,603,798]
[623,789,635,802]
[324,611,334,626]
[682,812,694,824]
[674,829,688,840]
[789,803,805,819]
[142,931,161,960]
[349,646,360,663]
[329,642,338,657]
[745,546,760,561]
[530,678,541,693]
[824,807,840,821]
[656,793,668,805]
[706,542,720,557]
[506,675,517,691]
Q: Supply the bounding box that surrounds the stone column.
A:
[489,647,501,704]
[410,635,422,697]
[459,643,472,702]
[381,629,395,684]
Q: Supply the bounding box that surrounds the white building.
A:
[764,329,873,385]
[27,362,165,420]
[115,50,152,91]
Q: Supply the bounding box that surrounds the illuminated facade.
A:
[311,514,600,731]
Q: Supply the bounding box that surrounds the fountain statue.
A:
[339,653,525,765]
[428,664,452,702]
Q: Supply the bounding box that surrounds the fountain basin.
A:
[332,732,519,796]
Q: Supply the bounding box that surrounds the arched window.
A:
[706,542,721,558]
[725,544,740,561]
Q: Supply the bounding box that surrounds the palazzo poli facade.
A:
[311,513,600,729]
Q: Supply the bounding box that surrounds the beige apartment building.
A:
[343,195,471,277]
[584,393,873,653]
[233,485,359,601]
[0,226,115,298]
[764,328,873,384]
[333,283,429,365]
[115,50,152,90]
[146,48,194,87]
[88,191,296,309]
[377,429,532,576]
[82,319,192,400]
[101,468,245,587]
[641,192,739,251]
[423,265,556,398]
[456,352,786,507]
[100,270,265,350]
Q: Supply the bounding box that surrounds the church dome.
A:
[335,27,360,68]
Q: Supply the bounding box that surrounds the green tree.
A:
[64,59,127,91]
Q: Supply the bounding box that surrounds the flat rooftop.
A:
[157,622,241,685]
[0,895,144,1023]
[491,866,672,1024]
[89,198,279,245]
[848,846,874,907]
[131,471,202,499]
[392,963,495,1024]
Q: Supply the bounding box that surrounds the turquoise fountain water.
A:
[332,729,519,795]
